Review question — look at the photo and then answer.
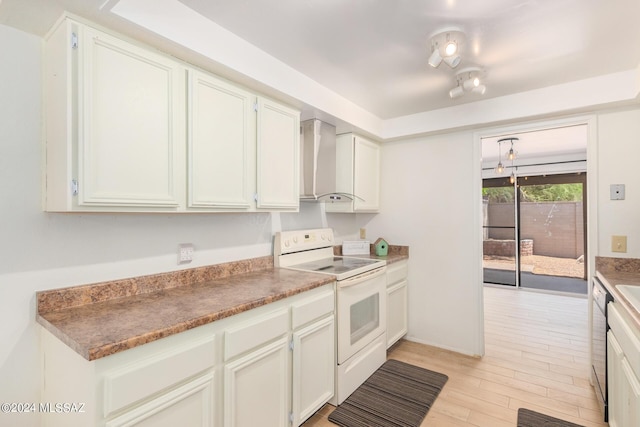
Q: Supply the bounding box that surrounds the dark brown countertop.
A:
[37,258,334,361]
[595,256,640,330]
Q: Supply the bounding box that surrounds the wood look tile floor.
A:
[303,286,608,427]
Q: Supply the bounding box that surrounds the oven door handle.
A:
[338,267,386,288]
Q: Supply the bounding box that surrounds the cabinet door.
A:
[620,357,640,427]
[387,280,408,348]
[292,315,335,426]
[79,27,185,208]
[188,70,254,210]
[256,97,299,210]
[224,337,290,427]
[609,330,625,427]
[353,136,380,212]
[106,373,214,427]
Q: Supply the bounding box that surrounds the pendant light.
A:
[500,137,519,160]
[497,137,519,183]
[494,140,505,174]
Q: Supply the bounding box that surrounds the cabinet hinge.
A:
[253,102,258,112]
[253,193,258,202]
[71,180,79,196]
[71,32,78,49]
[289,412,294,423]
[289,339,294,351]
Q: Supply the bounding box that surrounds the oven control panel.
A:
[274,228,334,255]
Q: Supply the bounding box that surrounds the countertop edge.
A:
[37,270,335,361]
[37,248,409,362]
[595,270,640,332]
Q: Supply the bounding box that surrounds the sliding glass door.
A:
[518,173,587,292]
[482,173,587,293]
[482,177,518,286]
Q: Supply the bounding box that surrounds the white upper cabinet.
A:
[44,16,299,213]
[188,70,255,210]
[256,97,300,210]
[353,136,381,212]
[45,19,186,211]
[326,134,381,213]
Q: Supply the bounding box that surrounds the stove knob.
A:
[320,234,326,240]
[284,240,290,248]
[328,235,333,242]
[293,236,298,243]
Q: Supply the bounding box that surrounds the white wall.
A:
[0,24,363,427]
[365,131,484,356]
[597,108,640,258]
[3,16,639,426]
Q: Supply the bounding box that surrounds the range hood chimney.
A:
[299,119,355,202]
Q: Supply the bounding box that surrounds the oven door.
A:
[337,267,387,364]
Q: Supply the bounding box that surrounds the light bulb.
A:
[509,171,515,184]
[444,40,457,56]
[506,147,516,160]
[495,161,505,174]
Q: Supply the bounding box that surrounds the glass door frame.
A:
[516,172,587,281]
[483,176,520,287]
[483,172,588,288]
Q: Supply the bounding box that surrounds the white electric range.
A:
[274,228,387,404]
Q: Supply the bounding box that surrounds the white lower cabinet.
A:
[292,315,335,426]
[386,260,408,348]
[607,302,640,427]
[224,337,290,427]
[40,283,334,427]
[106,373,215,427]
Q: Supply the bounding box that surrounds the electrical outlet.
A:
[610,184,625,200]
[178,243,194,264]
[360,228,366,239]
[612,235,627,253]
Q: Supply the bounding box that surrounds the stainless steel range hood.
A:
[300,119,356,202]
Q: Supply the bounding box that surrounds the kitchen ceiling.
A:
[177,0,640,119]
[2,0,639,122]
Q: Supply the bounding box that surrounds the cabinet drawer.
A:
[103,336,215,417]
[291,286,335,330]
[225,308,289,361]
[386,261,408,287]
[105,372,214,427]
[608,302,640,379]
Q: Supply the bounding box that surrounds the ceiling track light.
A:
[449,66,487,99]
[449,85,464,99]
[427,27,465,69]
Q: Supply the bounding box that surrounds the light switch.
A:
[610,184,625,200]
[612,235,627,253]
